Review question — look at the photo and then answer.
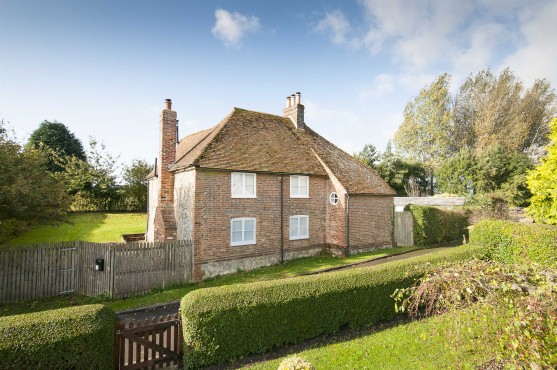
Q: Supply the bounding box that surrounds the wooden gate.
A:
[114,314,182,369]
[59,246,77,295]
[394,211,414,247]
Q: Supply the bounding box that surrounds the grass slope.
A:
[243,306,503,370]
[0,246,418,316]
[7,212,146,245]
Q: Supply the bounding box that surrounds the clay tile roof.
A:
[295,127,395,195]
[166,107,395,195]
[170,108,326,176]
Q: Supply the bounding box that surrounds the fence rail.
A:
[0,240,193,304]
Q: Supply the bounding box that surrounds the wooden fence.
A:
[0,240,193,304]
[394,211,414,247]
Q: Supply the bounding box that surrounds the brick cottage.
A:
[146,93,395,281]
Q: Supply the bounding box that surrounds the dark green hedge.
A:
[470,219,557,267]
[0,304,115,370]
[409,205,468,247]
[180,244,483,369]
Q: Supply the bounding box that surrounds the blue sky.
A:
[1,0,556,170]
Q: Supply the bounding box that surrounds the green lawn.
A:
[0,245,418,316]
[6,212,147,245]
[242,306,504,370]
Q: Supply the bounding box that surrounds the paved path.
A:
[116,244,460,322]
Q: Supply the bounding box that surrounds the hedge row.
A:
[180,244,483,369]
[470,219,557,267]
[409,205,468,247]
[0,304,115,370]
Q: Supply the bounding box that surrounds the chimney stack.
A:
[153,98,178,241]
[283,91,305,129]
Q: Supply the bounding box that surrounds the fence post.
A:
[109,244,116,299]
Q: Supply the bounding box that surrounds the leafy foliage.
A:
[27,120,86,172]
[0,304,115,370]
[355,142,429,196]
[393,260,557,369]
[437,145,533,206]
[527,118,557,225]
[0,121,70,242]
[408,205,468,247]
[470,219,557,267]
[394,74,453,179]
[180,244,483,368]
[121,159,151,211]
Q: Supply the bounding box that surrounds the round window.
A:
[329,192,339,205]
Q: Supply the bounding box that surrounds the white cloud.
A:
[211,8,260,48]
[358,73,394,100]
[314,10,352,45]
[500,1,557,86]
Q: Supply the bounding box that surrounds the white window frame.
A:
[290,175,309,198]
[230,217,256,246]
[289,215,309,240]
[231,172,256,198]
[329,192,339,205]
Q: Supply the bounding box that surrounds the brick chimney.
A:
[283,92,305,129]
[153,99,177,241]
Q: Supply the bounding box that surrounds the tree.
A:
[436,148,476,195]
[354,144,380,169]
[527,118,557,224]
[452,68,556,156]
[51,137,119,210]
[355,142,429,196]
[394,74,453,194]
[0,120,70,241]
[28,121,86,172]
[122,159,151,211]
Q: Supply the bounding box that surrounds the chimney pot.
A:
[295,92,301,105]
[286,96,291,108]
[165,99,172,110]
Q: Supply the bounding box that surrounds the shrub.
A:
[394,260,557,369]
[409,205,468,246]
[278,356,315,370]
[0,304,115,370]
[180,244,483,368]
[470,219,557,267]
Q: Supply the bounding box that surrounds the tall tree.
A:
[28,120,86,172]
[394,73,453,194]
[527,118,557,224]
[0,120,70,241]
[354,144,380,169]
[453,68,556,156]
[122,159,151,211]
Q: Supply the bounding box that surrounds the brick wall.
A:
[153,104,177,241]
[192,170,328,280]
[348,195,394,252]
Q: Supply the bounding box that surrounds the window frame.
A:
[231,172,257,198]
[230,217,257,246]
[290,175,309,198]
[329,192,339,205]
[289,215,309,240]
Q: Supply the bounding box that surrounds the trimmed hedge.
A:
[180,244,483,368]
[409,205,468,247]
[0,304,115,370]
[470,219,557,267]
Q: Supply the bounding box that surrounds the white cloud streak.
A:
[211,8,260,48]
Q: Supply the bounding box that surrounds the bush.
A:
[0,304,115,370]
[409,205,468,246]
[470,219,557,267]
[278,356,315,370]
[180,244,483,368]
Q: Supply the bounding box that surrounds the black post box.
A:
[95,258,104,272]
